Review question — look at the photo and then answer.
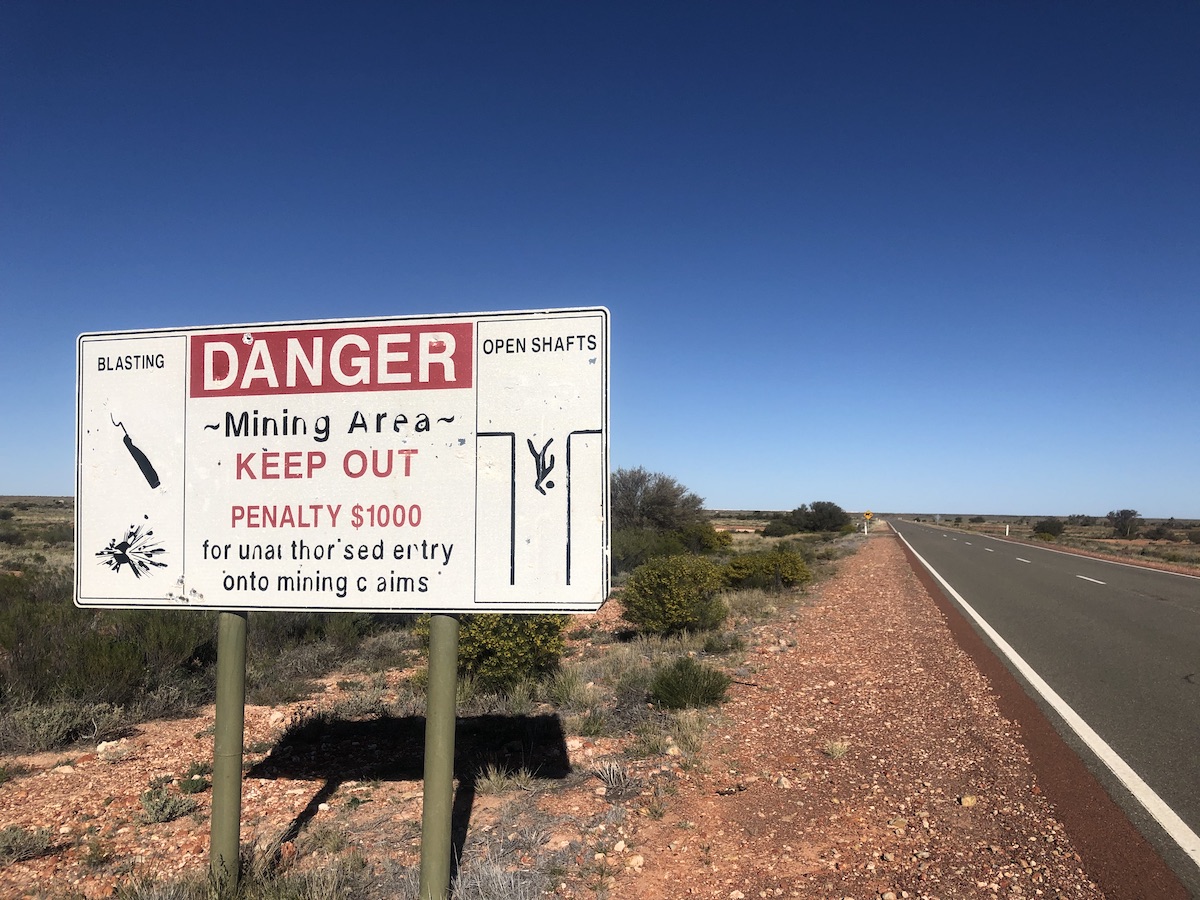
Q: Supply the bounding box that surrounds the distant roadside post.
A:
[76,308,610,897]
[863,510,873,534]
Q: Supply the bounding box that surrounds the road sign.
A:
[864,511,873,520]
[76,308,610,612]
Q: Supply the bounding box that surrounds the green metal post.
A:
[419,613,460,900]
[211,610,247,894]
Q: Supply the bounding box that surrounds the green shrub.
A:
[542,668,596,712]
[1143,525,1181,542]
[1188,530,1200,545]
[620,556,726,635]
[0,700,127,753]
[611,527,687,574]
[612,522,732,574]
[783,501,851,533]
[0,571,215,708]
[138,783,198,824]
[0,762,25,786]
[1033,518,1065,538]
[762,519,798,537]
[702,631,745,654]
[649,657,731,709]
[38,524,73,544]
[676,522,732,553]
[0,826,53,864]
[722,550,811,591]
[177,760,211,794]
[418,614,567,689]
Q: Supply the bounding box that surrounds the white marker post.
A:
[76,308,610,895]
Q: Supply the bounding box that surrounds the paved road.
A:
[891,519,1200,892]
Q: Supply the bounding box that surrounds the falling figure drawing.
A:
[527,437,556,494]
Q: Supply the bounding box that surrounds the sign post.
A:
[418,613,460,900]
[211,611,247,891]
[76,308,610,892]
[863,510,873,534]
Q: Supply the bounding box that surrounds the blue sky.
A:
[3,2,1198,517]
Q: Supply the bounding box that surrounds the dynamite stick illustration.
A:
[111,414,161,488]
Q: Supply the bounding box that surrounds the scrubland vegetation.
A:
[0,486,860,898]
[917,509,1200,570]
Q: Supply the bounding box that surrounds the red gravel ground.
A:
[606,528,1187,900]
[0,527,1188,899]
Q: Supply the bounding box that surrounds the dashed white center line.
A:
[985,548,994,552]
[965,541,973,545]
[1076,575,1106,585]
[894,528,1200,872]
[1016,558,1031,563]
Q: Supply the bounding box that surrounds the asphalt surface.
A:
[891,519,1200,896]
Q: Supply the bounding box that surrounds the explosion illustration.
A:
[97,522,167,578]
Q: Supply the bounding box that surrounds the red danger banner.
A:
[189,322,474,398]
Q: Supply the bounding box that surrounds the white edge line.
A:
[975,530,1200,581]
[895,527,1200,867]
[1077,575,1107,585]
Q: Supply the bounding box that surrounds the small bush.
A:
[1143,525,1181,542]
[476,762,535,795]
[611,527,686,574]
[1188,530,1200,545]
[723,550,811,591]
[0,700,127,753]
[417,614,567,689]
[542,668,597,712]
[649,657,731,709]
[676,522,732,553]
[592,761,642,799]
[565,707,609,736]
[823,739,851,759]
[702,631,745,654]
[138,784,199,824]
[177,760,212,795]
[672,709,708,753]
[783,501,851,533]
[110,847,376,899]
[38,524,74,544]
[762,519,799,537]
[0,762,27,785]
[1033,518,1065,538]
[0,826,53,863]
[621,556,726,636]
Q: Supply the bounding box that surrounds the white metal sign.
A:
[76,308,609,612]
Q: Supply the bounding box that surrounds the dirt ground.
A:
[0,528,1187,898]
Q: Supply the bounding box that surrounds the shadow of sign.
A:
[246,712,572,879]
